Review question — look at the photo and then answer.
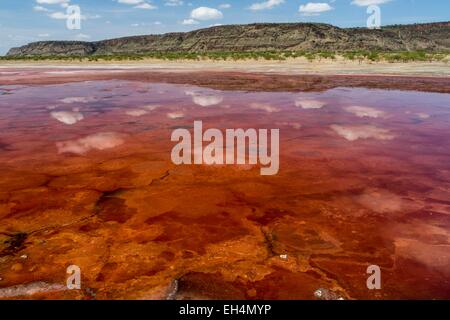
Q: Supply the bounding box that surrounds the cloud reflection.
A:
[295,99,326,109]
[192,95,224,107]
[50,111,84,125]
[59,96,96,104]
[142,104,161,111]
[167,111,185,119]
[331,125,395,141]
[344,106,386,118]
[250,102,280,113]
[56,132,125,155]
[126,109,148,117]
[186,90,223,107]
[356,189,403,213]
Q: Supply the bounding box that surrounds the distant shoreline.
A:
[1,64,450,95]
[1,56,449,77]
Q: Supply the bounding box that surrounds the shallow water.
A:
[0,73,449,299]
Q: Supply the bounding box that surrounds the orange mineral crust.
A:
[0,70,449,300]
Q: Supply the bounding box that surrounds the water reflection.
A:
[126,109,148,117]
[0,76,449,300]
[186,90,224,107]
[295,99,326,109]
[167,111,185,119]
[59,96,96,104]
[330,124,395,141]
[56,132,125,155]
[344,105,386,118]
[51,111,84,125]
[250,102,280,113]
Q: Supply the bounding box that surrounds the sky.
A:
[0,0,449,55]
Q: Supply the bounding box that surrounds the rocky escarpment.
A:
[6,21,450,57]
[7,41,97,57]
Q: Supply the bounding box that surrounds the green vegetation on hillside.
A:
[0,50,448,63]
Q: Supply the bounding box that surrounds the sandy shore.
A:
[1,57,449,77]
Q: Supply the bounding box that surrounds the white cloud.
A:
[351,0,392,6]
[190,7,223,20]
[182,18,199,25]
[33,5,51,12]
[249,0,284,11]
[117,0,143,4]
[36,0,69,4]
[117,0,157,10]
[299,2,333,16]
[134,2,157,9]
[48,11,90,20]
[48,11,68,19]
[219,3,231,9]
[165,0,184,6]
[74,33,91,40]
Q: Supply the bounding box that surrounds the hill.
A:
[6,22,450,57]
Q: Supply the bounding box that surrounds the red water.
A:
[0,71,449,299]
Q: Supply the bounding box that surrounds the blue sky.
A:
[0,0,449,54]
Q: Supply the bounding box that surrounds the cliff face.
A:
[6,22,450,57]
[7,41,97,57]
